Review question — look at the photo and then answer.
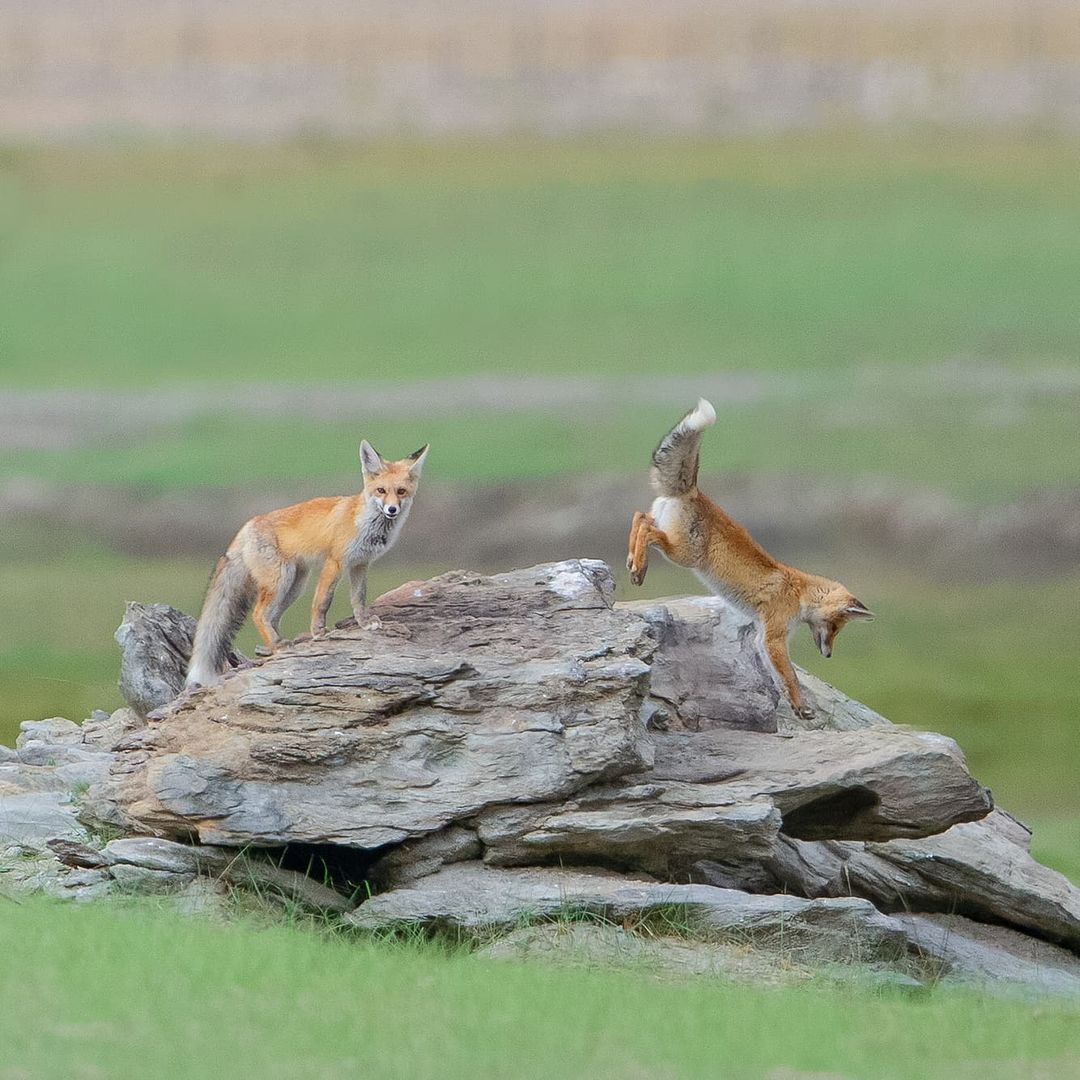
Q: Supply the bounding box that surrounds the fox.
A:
[185,440,429,688]
[626,399,873,718]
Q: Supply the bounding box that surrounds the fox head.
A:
[802,580,874,658]
[360,441,429,521]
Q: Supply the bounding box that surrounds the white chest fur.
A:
[650,495,682,535]
[345,502,409,567]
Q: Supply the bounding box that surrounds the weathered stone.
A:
[0,791,87,847]
[0,745,17,763]
[17,742,102,768]
[736,810,1080,953]
[86,562,656,849]
[109,862,197,894]
[368,825,482,890]
[16,718,82,748]
[116,601,246,717]
[104,836,227,876]
[867,813,1080,951]
[617,597,780,732]
[348,862,908,961]
[476,785,780,876]
[0,763,70,796]
[475,724,991,876]
[898,913,1080,996]
[54,757,113,789]
[79,707,144,751]
[223,859,353,915]
[48,838,111,869]
[650,727,992,842]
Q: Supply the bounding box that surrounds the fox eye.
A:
[375,487,386,495]
[396,488,406,497]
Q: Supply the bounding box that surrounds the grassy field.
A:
[2,136,1079,387]
[0,129,1077,1052]
[4,385,1080,502]
[1,897,1078,1080]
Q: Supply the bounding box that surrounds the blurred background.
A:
[0,1,1077,877]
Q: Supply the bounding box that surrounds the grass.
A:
[2,135,1079,387]
[0,896,1078,1080]
[4,381,1080,501]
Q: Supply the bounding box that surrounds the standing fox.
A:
[185,440,429,688]
[627,400,872,718]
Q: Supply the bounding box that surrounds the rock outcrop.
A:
[3,560,1078,997]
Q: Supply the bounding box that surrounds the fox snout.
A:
[383,503,399,518]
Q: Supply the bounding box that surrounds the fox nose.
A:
[385,505,398,517]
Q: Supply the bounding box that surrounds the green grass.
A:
[4,382,1080,501]
[0,897,1077,1080]
[2,136,1079,387]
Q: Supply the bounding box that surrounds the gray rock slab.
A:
[650,726,992,842]
[0,791,87,847]
[617,596,780,732]
[476,786,780,877]
[868,813,1080,951]
[109,863,197,894]
[16,718,82,748]
[898,913,1080,996]
[745,810,1080,954]
[347,862,908,962]
[86,561,656,849]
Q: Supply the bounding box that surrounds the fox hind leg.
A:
[252,580,284,657]
[263,563,308,649]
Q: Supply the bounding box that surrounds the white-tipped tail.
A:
[650,398,717,497]
[683,397,716,432]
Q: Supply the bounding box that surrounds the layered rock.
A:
[2,559,1077,996]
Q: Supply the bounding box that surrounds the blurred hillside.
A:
[2,0,1079,138]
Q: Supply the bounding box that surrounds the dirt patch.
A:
[4,471,1078,580]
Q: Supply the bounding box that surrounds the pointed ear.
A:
[359,440,384,477]
[406,444,429,477]
[843,599,875,620]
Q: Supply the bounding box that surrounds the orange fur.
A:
[185,442,427,687]
[628,405,871,717]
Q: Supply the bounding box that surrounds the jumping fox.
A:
[627,400,872,718]
[185,440,429,688]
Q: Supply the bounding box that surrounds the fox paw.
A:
[793,704,816,720]
[359,615,382,631]
[627,562,648,587]
[254,644,273,657]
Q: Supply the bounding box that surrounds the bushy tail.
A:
[185,553,255,687]
[650,398,716,497]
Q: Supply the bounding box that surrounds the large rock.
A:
[87,562,656,848]
[346,861,909,961]
[63,559,1080,983]
[472,725,991,877]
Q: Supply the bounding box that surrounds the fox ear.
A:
[843,600,875,620]
[406,444,429,476]
[359,440,384,476]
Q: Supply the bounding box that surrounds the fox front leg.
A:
[309,558,341,638]
[336,563,381,631]
[763,626,815,720]
[627,513,676,587]
[626,511,652,586]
